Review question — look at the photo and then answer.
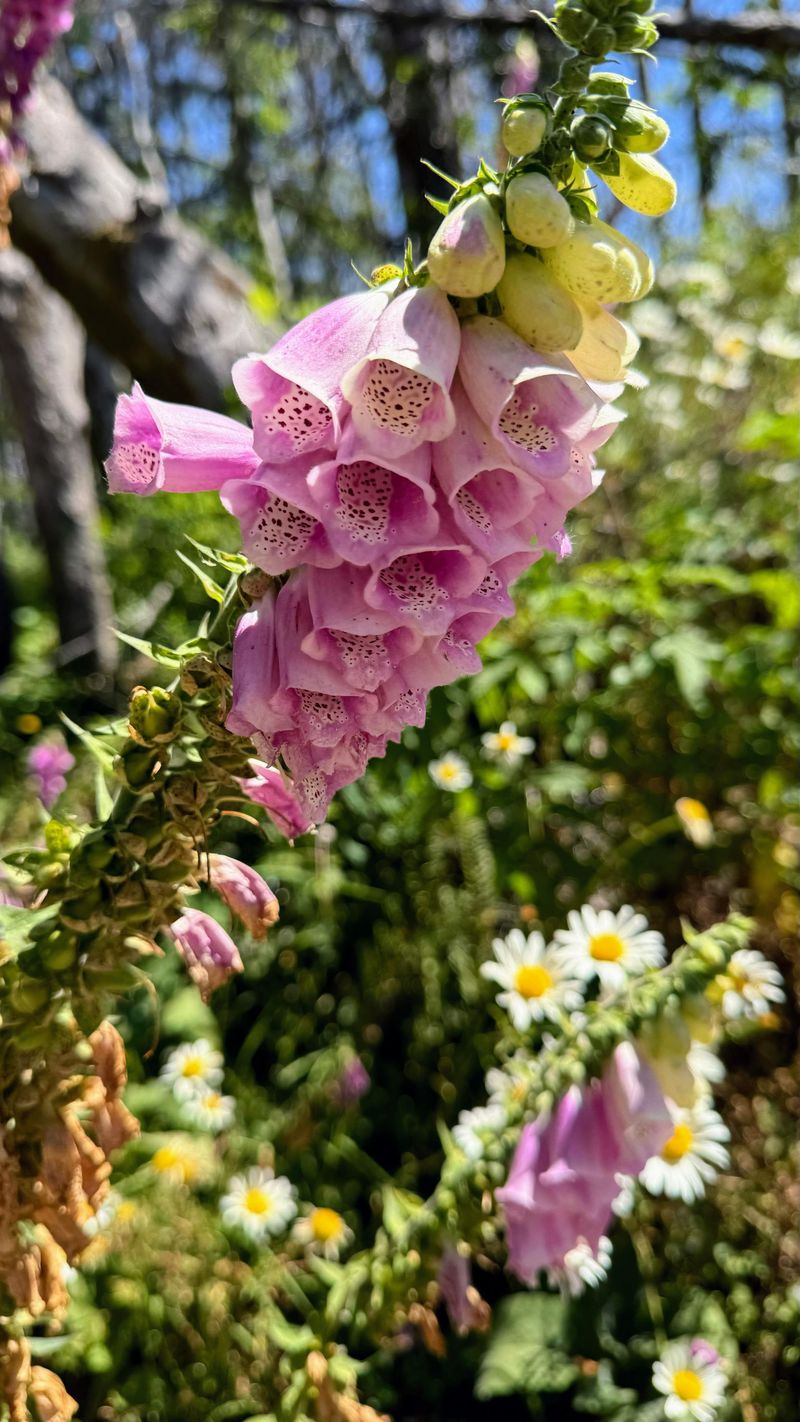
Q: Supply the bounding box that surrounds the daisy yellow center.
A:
[117,1201,137,1223]
[589,933,625,963]
[680,799,709,822]
[729,967,751,995]
[497,732,517,751]
[244,1187,272,1216]
[720,337,746,358]
[662,1123,694,1162]
[310,1207,344,1242]
[672,1369,703,1402]
[181,1057,204,1078]
[205,1092,221,1108]
[514,964,553,999]
[439,762,459,781]
[152,1146,179,1171]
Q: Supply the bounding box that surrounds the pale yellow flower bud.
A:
[427,193,506,298]
[497,253,583,352]
[565,301,638,382]
[599,151,677,217]
[504,172,575,249]
[621,108,671,154]
[502,106,548,158]
[541,218,645,305]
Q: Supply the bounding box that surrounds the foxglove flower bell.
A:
[107,277,622,823]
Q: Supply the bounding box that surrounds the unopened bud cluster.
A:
[424,0,674,384]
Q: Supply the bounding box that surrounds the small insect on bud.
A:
[570,113,613,162]
[542,217,650,305]
[427,193,506,298]
[504,172,575,249]
[497,253,583,352]
[501,104,548,158]
[599,150,677,215]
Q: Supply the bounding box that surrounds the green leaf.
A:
[425,193,450,216]
[95,762,114,820]
[113,629,183,667]
[651,627,720,709]
[381,1185,426,1242]
[0,904,53,959]
[176,549,225,603]
[264,1312,317,1355]
[476,1293,578,1400]
[516,662,548,702]
[59,712,116,771]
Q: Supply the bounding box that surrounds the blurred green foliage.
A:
[2,217,799,1421]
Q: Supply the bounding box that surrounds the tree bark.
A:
[0,249,116,678]
[10,79,272,411]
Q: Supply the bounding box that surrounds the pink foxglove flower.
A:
[232,287,389,463]
[340,284,460,457]
[497,1044,670,1285]
[27,741,75,809]
[105,384,257,495]
[238,762,312,840]
[437,1246,491,1335]
[170,908,244,999]
[0,0,75,158]
[332,1057,370,1107]
[207,854,279,939]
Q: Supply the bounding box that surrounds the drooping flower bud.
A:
[598,151,677,216]
[541,218,647,305]
[426,194,506,299]
[501,104,548,158]
[238,763,313,841]
[570,113,613,163]
[615,102,670,154]
[128,686,181,745]
[170,908,244,999]
[504,172,575,249]
[497,254,583,352]
[207,854,279,939]
[566,302,639,383]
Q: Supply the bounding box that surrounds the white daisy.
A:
[292,1206,353,1260]
[652,1339,727,1421]
[485,1057,535,1111]
[553,905,666,994]
[714,949,784,1022]
[481,721,535,768]
[220,1166,297,1241]
[549,1235,612,1297]
[428,752,472,792]
[82,1190,121,1239]
[757,320,800,360]
[675,797,714,848]
[639,1103,730,1205]
[452,1103,506,1161]
[480,929,583,1030]
[181,1088,236,1134]
[687,1040,725,1097]
[160,1039,224,1100]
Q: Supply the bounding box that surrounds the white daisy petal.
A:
[479,929,584,1029]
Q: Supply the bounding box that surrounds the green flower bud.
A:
[554,5,597,46]
[571,114,614,162]
[617,107,670,154]
[427,193,506,298]
[129,685,181,743]
[10,977,50,1016]
[505,172,575,249]
[39,934,79,972]
[497,253,583,352]
[588,72,634,98]
[502,105,548,158]
[81,835,116,871]
[115,745,163,791]
[597,150,677,216]
[615,11,658,48]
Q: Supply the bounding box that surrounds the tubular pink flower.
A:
[220,472,340,574]
[105,384,257,495]
[438,1247,489,1335]
[332,1057,370,1107]
[170,907,244,999]
[458,316,618,482]
[207,853,278,938]
[497,1045,671,1285]
[238,762,313,840]
[340,284,460,458]
[226,594,280,745]
[232,288,389,464]
[27,742,75,809]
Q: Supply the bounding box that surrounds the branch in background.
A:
[10,79,273,409]
[171,0,800,56]
[0,248,117,679]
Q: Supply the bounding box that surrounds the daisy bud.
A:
[170,908,244,999]
[501,104,548,158]
[497,253,583,352]
[598,151,677,216]
[504,172,575,249]
[207,854,278,940]
[427,193,506,299]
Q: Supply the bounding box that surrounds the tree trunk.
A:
[10,79,272,410]
[0,249,116,679]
